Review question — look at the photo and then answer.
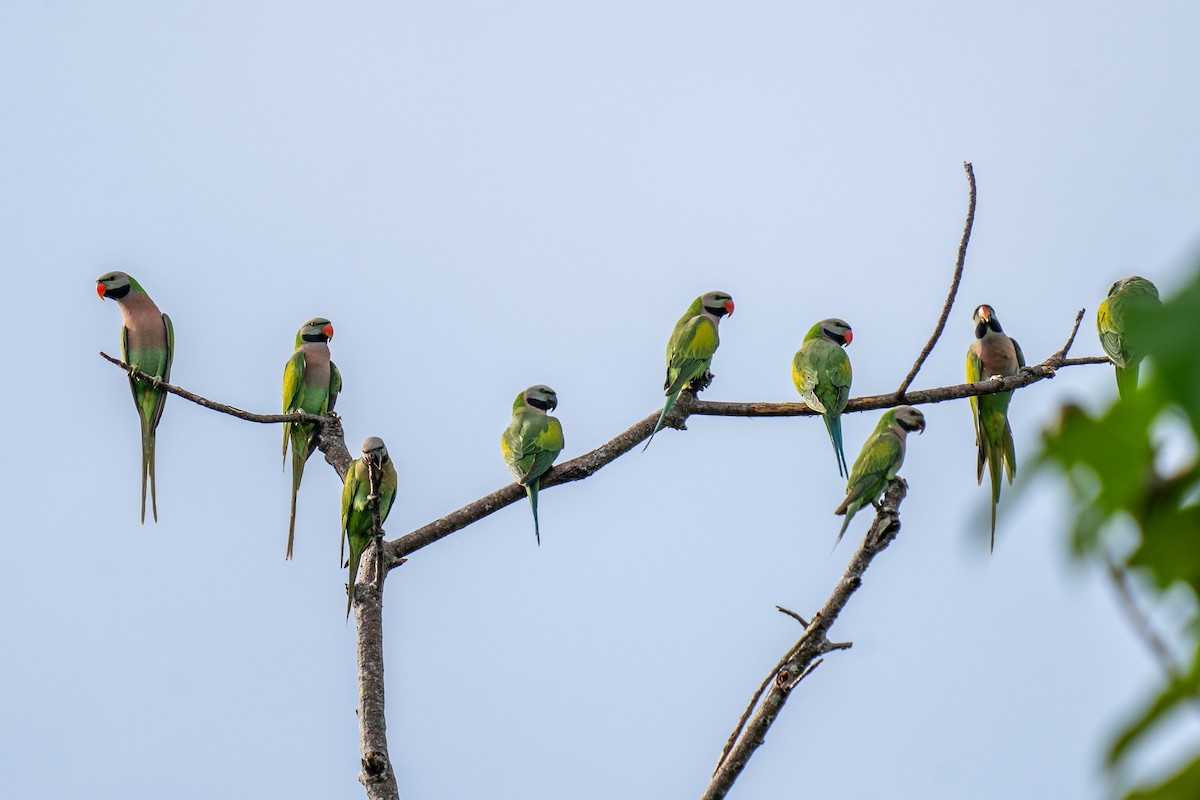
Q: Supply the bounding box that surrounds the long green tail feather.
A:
[643,391,680,452]
[286,424,312,560]
[528,480,541,546]
[824,413,848,478]
[1116,363,1140,400]
[140,415,155,524]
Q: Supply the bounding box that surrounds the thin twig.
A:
[1102,549,1182,683]
[776,606,810,627]
[895,162,977,398]
[703,479,908,799]
[99,351,330,425]
[1049,309,1086,364]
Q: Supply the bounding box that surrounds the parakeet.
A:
[644,291,735,450]
[1097,276,1161,399]
[96,271,174,524]
[834,405,926,546]
[501,385,565,545]
[966,304,1025,552]
[282,317,342,560]
[341,437,398,618]
[792,318,854,477]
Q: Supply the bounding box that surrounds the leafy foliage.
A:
[1039,266,1200,798]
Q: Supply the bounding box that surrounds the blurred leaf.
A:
[1109,651,1200,766]
[1125,753,1200,800]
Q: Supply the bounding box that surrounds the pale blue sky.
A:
[2,3,1199,798]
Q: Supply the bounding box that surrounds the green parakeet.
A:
[792,318,854,477]
[966,304,1025,552]
[341,436,398,618]
[96,271,175,524]
[644,291,735,450]
[282,317,342,560]
[501,385,565,545]
[1097,275,1161,399]
[834,406,925,546]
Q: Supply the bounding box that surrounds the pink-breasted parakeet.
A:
[96,271,174,524]
[282,317,342,560]
[966,303,1024,552]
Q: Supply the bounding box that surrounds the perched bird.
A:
[1097,276,1161,399]
[834,406,926,546]
[341,437,398,618]
[966,304,1024,552]
[792,318,854,477]
[282,317,342,560]
[96,271,174,524]
[501,385,565,545]
[645,291,735,450]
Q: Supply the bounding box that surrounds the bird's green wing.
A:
[1096,297,1125,365]
[665,316,719,395]
[282,350,306,458]
[814,342,852,415]
[966,346,983,438]
[506,414,564,484]
[327,361,343,413]
[791,346,819,407]
[340,458,362,567]
[1011,338,1026,369]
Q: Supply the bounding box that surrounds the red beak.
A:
[96,283,106,298]
[322,323,335,340]
[724,299,735,316]
[843,329,853,345]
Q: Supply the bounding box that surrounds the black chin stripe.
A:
[528,398,555,411]
[704,304,729,318]
[107,284,131,299]
[301,332,328,343]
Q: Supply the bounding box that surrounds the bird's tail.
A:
[833,506,853,549]
[346,539,362,620]
[1116,363,1140,400]
[139,415,158,524]
[643,391,680,452]
[527,480,541,546]
[824,412,848,478]
[286,425,312,560]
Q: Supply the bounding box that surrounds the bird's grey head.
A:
[1109,275,1158,298]
[95,271,134,300]
[820,318,853,347]
[523,385,559,413]
[893,406,926,434]
[298,317,335,344]
[972,304,1003,338]
[361,436,389,465]
[701,291,735,319]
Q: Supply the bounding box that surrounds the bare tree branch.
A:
[703,478,909,800]
[353,548,399,800]
[387,345,1102,562]
[895,162,977,398]
[99,351,331,425]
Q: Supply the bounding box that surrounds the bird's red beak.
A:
[96,282,106,298]
[977,306,990,321]
[322,323,335,340]
[724,299,735,316]
[843,330,853,345]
